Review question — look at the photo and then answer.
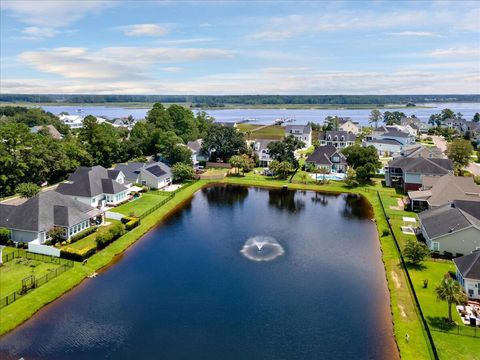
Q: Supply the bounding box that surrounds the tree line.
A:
[1,94,479,105]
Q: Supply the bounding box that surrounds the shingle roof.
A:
[415,174,480,206]
[306,145,346,166]
[367,139,403,145]
[0,191,99,232]
[453,251,480,280]
[388,157,453,175]
[318,130,356,142]
[114,162,144,181]
[30,125,62,139]
[285,124,312,135]
[57,165,128,197]
[187,139,203,153]
[419,201,480,239]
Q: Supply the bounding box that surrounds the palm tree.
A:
[435,276,467,323]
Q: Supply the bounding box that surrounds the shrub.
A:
[443,251,453,260]
[95,223,125,250]
[404,239,429,264]
[61,246,96,261]
[0,227,10,245]
[381,229,390,237]
[125,218,140,231]
[70,226,97,243]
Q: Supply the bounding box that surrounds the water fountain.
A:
[240,236,285,262]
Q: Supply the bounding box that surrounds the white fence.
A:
[28,243,60,257]
[106,211,124,221]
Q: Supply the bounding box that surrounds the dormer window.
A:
[327,135,331,140]
[341,136,345,141]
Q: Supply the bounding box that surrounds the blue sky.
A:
[1,0,479,94]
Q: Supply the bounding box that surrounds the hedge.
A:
[61,246,96,261]
[69,226,98,243]
[96,223,125,250]
[121,216,140,231]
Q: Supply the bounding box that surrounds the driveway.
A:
[430,135,447,152]
[466,161,480,176]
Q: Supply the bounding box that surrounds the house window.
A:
[432,242,440,251]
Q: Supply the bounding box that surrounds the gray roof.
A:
[366,139,403,145]
[411,175,480,206]
[30,124,63,139]
[285,124,312,135]
[187,139,203,153]
[57,165,128,198]
[400,145,443,159]
[454,251,480,280]
[318,130,356,142]
[306,145,346,166]
[419,201,480,239]
[215,121,237,128]
[114,162,144,182]
[375,126,412,138]
[388,157,453,175]
[116,161,171,182]
[0,191,98,232]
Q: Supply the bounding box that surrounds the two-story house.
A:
[285,125,312,148]
[364,126,416,156]
[305,145,348,173]
[115,162,172,189]
[318,130,356,149]
[338,118,360,134]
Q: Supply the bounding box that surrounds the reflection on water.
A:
[268,189,305,213]
[341,194,373,219]
[0,186,397,360]
[201,185,249,206]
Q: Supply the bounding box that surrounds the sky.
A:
[1,0,479,95]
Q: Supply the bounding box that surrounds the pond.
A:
[0,185,399,359]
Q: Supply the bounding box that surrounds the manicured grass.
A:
[60,219,122,252]
[0,176,440,359]
[0,258,58,296]
[237,124,285,139]
[113,192,169,217]
[0,180,209,335]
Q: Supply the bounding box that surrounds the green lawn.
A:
[112,192,170,217]
[237,124,285,139]
[60,219,122,252]
[0,258,58,297]
[0,176,445,359]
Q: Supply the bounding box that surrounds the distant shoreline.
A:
[0,101,438,110]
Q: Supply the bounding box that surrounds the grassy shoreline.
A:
[0,178,432,359]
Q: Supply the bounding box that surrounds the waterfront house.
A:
[305,145,348,173]
[338,118,360,134]
[418,200,480,255]
[364,126,416,156]
[408,174,480,211]
[285,124,312,148]
[454,251,480,300]
[0,191,103,244]
[187,139,209,166]
[384,156,453,192]
[59,114,84,129]
[250,139,275,167]
[318,130,356,149]
[115,162,172,189]
[56,165,129,207]
[398,144,444,159]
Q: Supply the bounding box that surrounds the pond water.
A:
[0,185,399,360]
[41,102,480,126]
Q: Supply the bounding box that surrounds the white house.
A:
[365,125,416,156]
[59,114,84,129]
[318,130,356,149]
[454,251,480,300]
[285,125,312,148]
[115,162,172,189]
[187,139,209,166]
[56,165,129,207]
[0,191,103,244]
[250,139,275,167]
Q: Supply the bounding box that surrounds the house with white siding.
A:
[115,162,172,189]
[285,125,312,148]
[0,191,103,244]
[56,165,129,207]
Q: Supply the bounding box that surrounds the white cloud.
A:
[428,46,480,58]
[122,24,169,37]
[390,31,437,37]
[1,0,115,27]
[18,46,234,80]
[21,26,58,39]
[154,37,216,46]
[160,67,183,73]
[2,68,479,95]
